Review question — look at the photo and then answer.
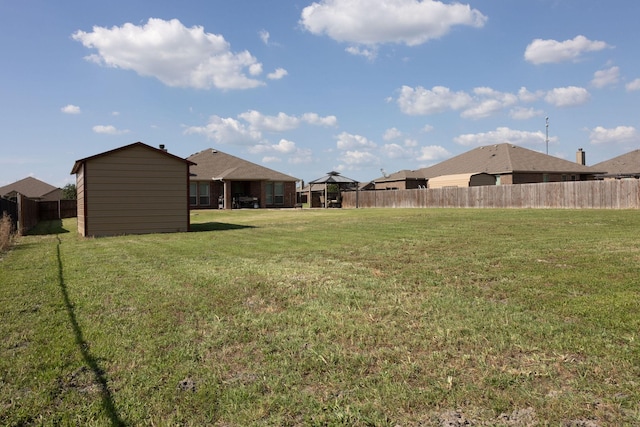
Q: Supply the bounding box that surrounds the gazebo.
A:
[307,171,359,208]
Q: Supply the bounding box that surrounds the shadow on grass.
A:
[27,220,69,236]
[190,222,256,232]
[56,237,126,426]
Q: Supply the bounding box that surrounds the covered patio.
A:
[307,171,359,208]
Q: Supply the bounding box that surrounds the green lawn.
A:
[1,208,639,426]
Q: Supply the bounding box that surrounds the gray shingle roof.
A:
[591,149,640,176]
[188,148,298,182]
[418,143,603,178]
[374,169,425,183]
[0,176,59,199]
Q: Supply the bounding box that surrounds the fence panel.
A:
[342,180,640,209]
[18,194,39,234]
[38,200,77,220]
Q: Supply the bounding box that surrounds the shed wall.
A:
[83,145,189,236]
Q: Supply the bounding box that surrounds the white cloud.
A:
[625,78,640,92]
[238,110,336,132]
[589,126,638,145]
[545,86,590,107]
[404,138,418,147]
[301,113,338,127]
[397,85,472,115]
[267,68,288,80]
[184,115,262,144]
[336,131,376,150]
[345,46,377,60]
[417,145,450,161]
[61,104,81,114]
[269,139,298,154]
[454,127,552,147]
[524,35,611,65]
[300,0,486,47]
[383,127,403,141]
[421,124,434,133]
[259,30,270,45]
[381,143,413,159]
[509,107,543,120]
[239,110,300,132]
[92,125,129,135]
[591,66,620,88]
[338,150,379,168]
[461,87,518,119]
[398,85,519,119]
[517,87,544,103]
[72,18,267,90]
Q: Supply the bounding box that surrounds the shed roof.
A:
[188,148,298,181]
[418,143,603,178]
[0,176,59,199]
[591,149,640,176]
[71,142,195,174]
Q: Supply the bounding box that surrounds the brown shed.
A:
[71,142,195,237]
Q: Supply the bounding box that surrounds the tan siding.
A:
[83,145,189,236]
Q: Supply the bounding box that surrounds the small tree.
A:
[62,183,77,200]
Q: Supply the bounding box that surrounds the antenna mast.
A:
[545,116,549,155]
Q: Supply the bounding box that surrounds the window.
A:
[189,183,197,206]
[274,182,284,205]
[199,182,210,206]
[266,182,285,205]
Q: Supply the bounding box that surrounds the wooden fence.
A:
[342,180,640,209]
[38,200,77,220]
[0,196,77,234]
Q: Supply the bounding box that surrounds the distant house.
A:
[591,149,640,179]
[418,144,602,184]
[0,177,61,201]
[372,170,427,190]
[374,144,602,188]
[71,142,194,237]
[187,148,299,209]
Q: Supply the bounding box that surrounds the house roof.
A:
[188,148,298,182]
[374,169,425,183]
[70,141,195,174]
[0,176,59,199]
[417,143,603,178]
[591,149,640,176]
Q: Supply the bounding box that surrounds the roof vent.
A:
[211,149,217,154]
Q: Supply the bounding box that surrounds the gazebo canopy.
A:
[308,171,358,185]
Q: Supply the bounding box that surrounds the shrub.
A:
[0,212,16,253]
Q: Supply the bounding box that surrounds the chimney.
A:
[576,148,586,165]
[159,144,167,152]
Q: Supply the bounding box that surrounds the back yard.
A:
[1,208,639,425]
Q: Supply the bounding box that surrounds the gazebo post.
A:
[324,182,328,208]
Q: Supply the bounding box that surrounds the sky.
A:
[2,0,640,188]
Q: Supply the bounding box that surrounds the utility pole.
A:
[545,116,549,155]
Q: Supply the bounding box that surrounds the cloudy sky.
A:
[2,0,639,187]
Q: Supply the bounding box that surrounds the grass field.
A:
[1,208,639,426]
